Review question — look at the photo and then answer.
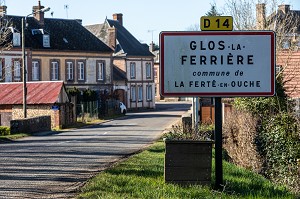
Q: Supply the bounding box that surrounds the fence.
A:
[76,99,120,121]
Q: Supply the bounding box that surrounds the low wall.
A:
[10,116,51,134]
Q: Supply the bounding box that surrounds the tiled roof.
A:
[0,81,66,105]
[7,15,113,52]
[86,19,154,57]
[277,50,300,98]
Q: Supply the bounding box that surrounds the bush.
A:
[163,123,214,141]
[223,109,263,173]
[0,126,10,136]
[258,113,300,193]
[226,76,300,194]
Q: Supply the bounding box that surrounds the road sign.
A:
[159,31,275,97]
[200,16,233,31]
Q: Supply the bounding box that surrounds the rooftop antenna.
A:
[147,29,156,43]
[64,4,69,19]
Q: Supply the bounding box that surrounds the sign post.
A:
[200,15,233,189]
[160,28,275,189]
[214,96,222,188]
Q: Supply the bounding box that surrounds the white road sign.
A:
[160,31,275,97]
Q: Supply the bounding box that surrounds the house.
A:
[256,3,300,48]
[149,42,161,101]
[277,50,300,99]
[257,4,300,101]
[0,1,114,102]
[85,14,155,110]
[0,81,73,128]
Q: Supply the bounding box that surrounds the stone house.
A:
[0,81,73,128]
[0,1,114,100]
[85,14,155,110]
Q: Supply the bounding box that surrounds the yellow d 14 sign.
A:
[201,16,233,31]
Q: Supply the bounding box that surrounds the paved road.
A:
[0,101,191,199]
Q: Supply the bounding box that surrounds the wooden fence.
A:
[200,104,232,124]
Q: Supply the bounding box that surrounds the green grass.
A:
[77,140,297,199]
[0,133,29,141]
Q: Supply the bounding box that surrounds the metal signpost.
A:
[160,26,275,188]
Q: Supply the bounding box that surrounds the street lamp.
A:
[22,6,50,118]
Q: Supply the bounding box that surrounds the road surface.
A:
[0,101,191,199]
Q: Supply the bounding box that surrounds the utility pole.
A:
[22,6,51,118]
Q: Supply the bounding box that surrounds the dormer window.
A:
[43,34,50,47]
[31,29,50,48]
[13,32,20,46]
[31,29,44,35]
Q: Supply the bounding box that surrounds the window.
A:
[43,35,50,47]
[66,61,74,81]
[131,86,136,102]
[32,60,40,81]
[130,62,136,79]
[50,61,59,80]
[31,29,44,35]
[77,61,85,81]
[147,85,152,101]
[138,86,143,101]
[97,61,105,81]
[13,33,20,46]
[13,60,21,81]
[146,62,151,79]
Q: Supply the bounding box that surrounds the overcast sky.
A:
[4,0,300,45]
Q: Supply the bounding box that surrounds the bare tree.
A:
[0,16,13,81]
[223,0,256,30]
[0,17,12,52]
[223,0,299,49]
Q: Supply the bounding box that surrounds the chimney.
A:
[0,6,7,16]
[113,13,123,26]
[278,4,290,14]
[108,27,117,49]
[32,0,45,26]
[149,42,155,52]
[256,4,266,30]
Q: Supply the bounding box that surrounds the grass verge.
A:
[77,140,297,199]
[0,133,30,141]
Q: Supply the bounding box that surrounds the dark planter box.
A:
[165,140,213,185]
